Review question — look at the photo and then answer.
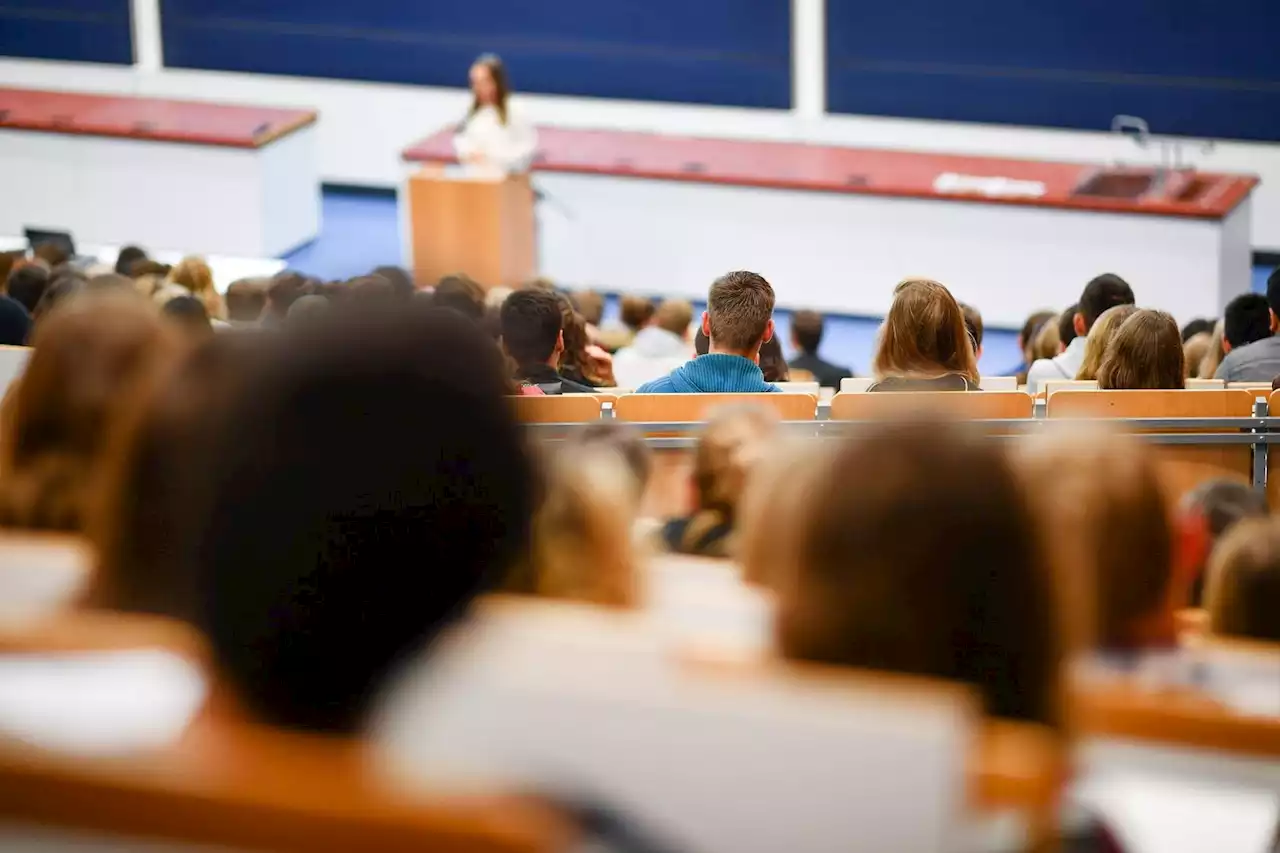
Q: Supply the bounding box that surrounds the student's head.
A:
[265,272,314,322]
[1222,293,1272,353]
[654,298,693,339]
[1029,315,1061,362]
[115,245,148,277]
[674,405,779,558]
[1017,427,1183,651]
[1096,309,1185,390]
[31,275,85,324]
[372,266,416,300]
[0,293,177,532]
[571,290,605,327]
[0,296,31,347]
[959,302,983,360]
[790,310,825,356]
[775,420,1061,727]
[1018,310,1056,355]
[285,293,330,327]
[1205,518,1280,644]
[564,421,651,506]
[703,270,775,358]
[167,256,215,298]
[1076,273,1136,337]
[433,274,485,322]
[6,264,50,315]
[90,335,259,619]
[758,335,789,382]
[1074,303,1139,381]
[1057,304,1079,351]
[1182,332,1212,380]
[510,446,639,608]
[1180,318,1215,343]
[501,289,563,367]
[194,304,535,733]
[225,278,268,324]
[160,295,214,340]
[619,295,656,333]
[469,53,511,123]
[1177,479,1268,606]
[873,279,978,384]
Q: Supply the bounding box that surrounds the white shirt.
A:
[453,105,538,174]
[1026,335,1089,393]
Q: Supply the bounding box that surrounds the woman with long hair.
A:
[1074,303,1139,381]
[453,54,538,174]
[869,279,980,391]
[1096,309,1185,390]
[167,256,227,322]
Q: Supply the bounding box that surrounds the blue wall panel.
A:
[160,0,791,109]
[827,0,1280,141]
[0,0,133,64]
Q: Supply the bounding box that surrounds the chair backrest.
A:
[772,381,820,397]
[829,391,1033,421]
[1042,379,1098,397]
[0,346,30,395]
[0,533,93,625]
[1186,377,1227,390]
[980,376,1018,391]
[839,377,873,394]
[613,393,817,423]
[376,599,979,853]
[509,394,602,424]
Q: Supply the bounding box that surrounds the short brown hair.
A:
[791,310,824,353]
[1206,517,1280,643]
[775,420,1062,727]
[1096,309,1184,390]
[706,271,775,352]
[571,290,605,326]
[619,295,655,331]
[873,279,978,384]
[654,299,693,337]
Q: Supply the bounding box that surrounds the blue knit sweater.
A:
[634,354,780,394]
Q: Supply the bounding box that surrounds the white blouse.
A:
[453,105,538,174]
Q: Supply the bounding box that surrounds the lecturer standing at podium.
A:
[454,54,538,174]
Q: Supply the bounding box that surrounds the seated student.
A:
[500,289,594,394]
[1205,517,1280,644]
[1218,292,1273,367]
[788,310,853,388]
[1213,268,1280,381]
[433,273,486,322]
[1073,303,1138,381]
[372,265,416,300]
[1182,331,1212,380]
[6,263,50,315]
[660,405,778,558]
[597,294,655,352]
[261,272,314,326]
[636,271,779,394]
[0,293,178,533]
[191,303,536,733]
[1178,480,1269,606]
[224,278,268,325]
[867,279,980,392]
[959,302,984,363]
[160,295,215,341]
[757,335,790,383]
[167,256,226,322]
[114,245,149,277]
[505,445,640,608]
[554,292,614,387]
[1096,309,1185,390]
[612,299,694,388]
[1027,274,1135,392]
[771,420,1062,727]
[1008,309,1056,381]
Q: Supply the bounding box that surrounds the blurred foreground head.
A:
[771,420,1062,727]
[194,304,535,733]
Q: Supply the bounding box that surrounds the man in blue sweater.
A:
[636,270,779,394]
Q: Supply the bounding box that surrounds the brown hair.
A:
[1096,309,1185,390]
[468,54,512,125]
[225,278,268,323]
[672,405,778,557]
[619,295,656,332]
[555,292,604,385]
[1074,303,1139,381]
[168,256,226,321]
[1030,316,1061,362]
[873,279,979,385]
[959,302,983,351]
[1205,517,1280,643]
[0,293,177,532]
[706,271,775,353]
[571,290,605,327]
[775,420,1062,727]
[654,299,693,337]
[1016,427,1176,651]
[1182,331,1212,380]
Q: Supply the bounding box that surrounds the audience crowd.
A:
[2,237,1280,851]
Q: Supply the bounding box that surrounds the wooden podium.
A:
[405,167,536,289]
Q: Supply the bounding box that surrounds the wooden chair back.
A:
[509,395,602,424]
[0,345,30,395]
[839,377,873,393]
[613,393,817,423]
[772,381,820,397]
[980,376,1018,391]
[829,391,1033,421]
[1186,377,1227,390]
[1042,379,1097,397]
[1048,390,1257,499]
[0,533,93,625]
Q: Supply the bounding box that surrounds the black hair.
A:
[1267,267,1280,320]
[791,310,824,354]
[1223,293,1272,350]
[433,274,485,321]
[1180,317,1215,343]
[194,304,535,733]
[1058,303,1079,349]
[1078,274,1136,331]
[115,245,148,276]
[500,289,562,365]
[6,265,50,315]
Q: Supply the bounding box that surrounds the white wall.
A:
[3,0,1280,251]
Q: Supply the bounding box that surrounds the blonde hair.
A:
[873,279,979,384]
[1096,309,1184,390]
[1075,303,1139,380]
[1199,320,1226,379]
[511,447,640,607]
[167,256,225,320]
[1205,517,1280,643]
[1182,331,1212,380]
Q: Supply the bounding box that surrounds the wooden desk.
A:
[404,127,1257,326]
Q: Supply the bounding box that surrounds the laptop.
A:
[24,228,95,267]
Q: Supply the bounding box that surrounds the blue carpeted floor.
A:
[285,189,1276,377]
